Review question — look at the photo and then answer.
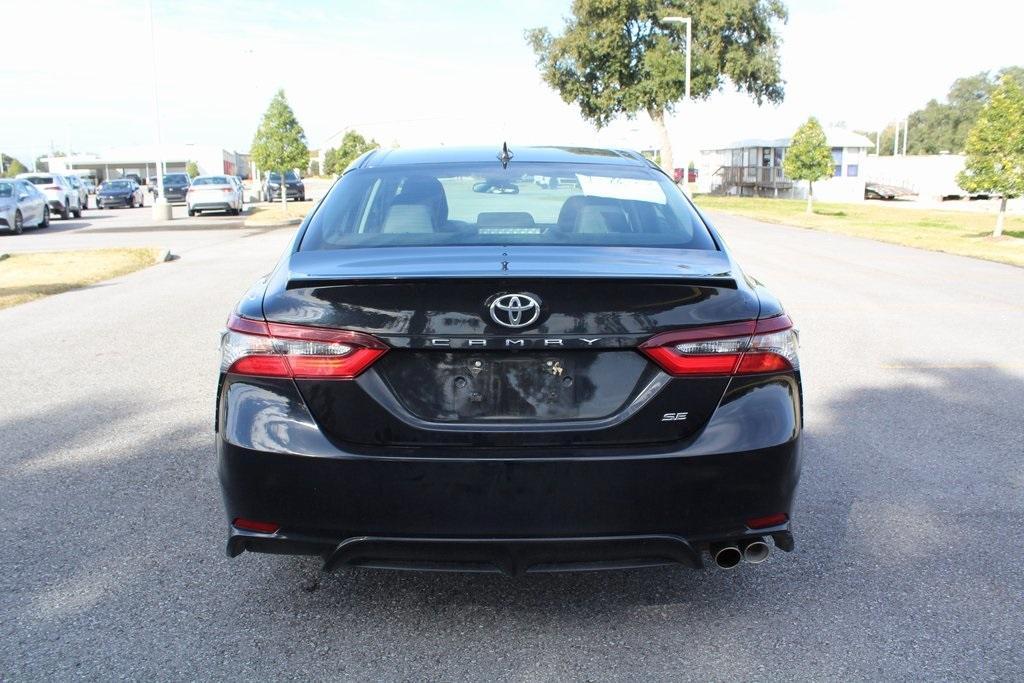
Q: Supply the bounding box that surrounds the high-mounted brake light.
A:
[221,314,387,379]
[639,315,798,377]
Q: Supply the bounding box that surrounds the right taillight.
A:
[639,315,799,376]
[220,314,388,379]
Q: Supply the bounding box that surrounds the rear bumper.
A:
[190,202,234,211]
[221,439,798,573]
[266,186,304,199]
[232,533,708,574]
[217,373,802,572]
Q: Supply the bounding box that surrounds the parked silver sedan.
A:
[0,179,49,234]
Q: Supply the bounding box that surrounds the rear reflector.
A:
[746,513,789,529]
[221,314,387,379]
[232,517,280,534]
[639,315,798,377]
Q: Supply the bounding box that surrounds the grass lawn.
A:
[244,202,309,226]
[694,196,1024,268]
[0,248,164,310]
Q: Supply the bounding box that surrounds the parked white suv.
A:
[17,173,83,219]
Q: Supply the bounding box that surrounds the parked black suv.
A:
[218,146,802,575]
[152,173,192,203]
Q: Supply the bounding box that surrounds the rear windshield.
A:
[164,174,189,185]
[193,176,229,185]
[300,163,716,251]
[25,176,55,186]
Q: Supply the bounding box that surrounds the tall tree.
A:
[862,67,1024,156]
[957,76,1024,237]
[783,117,833,214]
[323,131,378,176]
[5,159,27,177]
[250,89,309,210]
[527,0,787,174]
[1,154,27,177]
[185,160,199,179]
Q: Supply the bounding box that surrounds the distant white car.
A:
[187,175,244,216]
[16,172,83,219]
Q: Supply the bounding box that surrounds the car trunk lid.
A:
[263,246,759,448]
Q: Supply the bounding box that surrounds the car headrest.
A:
[394,175,448,226]
[382,204,434,233]
[557,196,630,233]
[556,195,589,231]
[576,205,629,233]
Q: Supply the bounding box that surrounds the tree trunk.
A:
[994,196,1007,238]
[649,108,673,177]
[806,181,814,214]
[280,169,288,213]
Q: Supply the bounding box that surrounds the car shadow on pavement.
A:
[11,219,101,236]
[1,365,1022,678]
[248,365,1021,676]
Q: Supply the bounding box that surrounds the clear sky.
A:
[2,0,1023,166]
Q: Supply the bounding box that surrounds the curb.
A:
[242,218,304,228]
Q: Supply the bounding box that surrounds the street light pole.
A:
[147,0,171,220]
[662,16,692,187]
[663,16,692,101]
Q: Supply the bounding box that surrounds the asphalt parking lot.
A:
[1,209,1022,679]
[0,178,332,256]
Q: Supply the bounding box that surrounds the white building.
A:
[44,144,251,183]
[698,128,873,202]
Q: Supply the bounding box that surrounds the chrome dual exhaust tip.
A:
[710,538,771,568]
[739,538,771,564]
[710,543,742,569]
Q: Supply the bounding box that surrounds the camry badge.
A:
[489,293,541,328]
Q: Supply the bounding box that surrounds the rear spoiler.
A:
[285,275,738,291]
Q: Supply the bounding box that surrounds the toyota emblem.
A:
[489,293,541,328]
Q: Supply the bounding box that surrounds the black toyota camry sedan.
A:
[218,145,802,574]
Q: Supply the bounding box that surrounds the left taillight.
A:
[220,314,387,379]
[639,315,799,376]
